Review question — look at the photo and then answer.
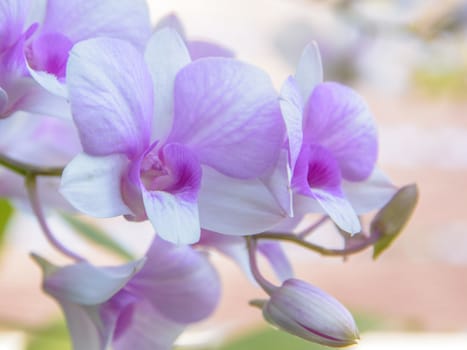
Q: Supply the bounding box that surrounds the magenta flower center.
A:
[305,144,341,194]
[26,31,73,79]
[140,150,175,192]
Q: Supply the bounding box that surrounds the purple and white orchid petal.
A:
[187,41,235,60]
[258,241,294,282]
[200,231,293,284]
[113,299,186,350]
[67,38,153,158]
[6,77,71,118]
[59,302,104,350]
[0,0,29,53]
[61,153,132,217]
[310,190,360,234]
[154,142,202,197]
[128,236,221,323]
[144,28,191,142]
[292,192,360,235]
[25,30,73,81]
[141,143,202,244]
[0,30,71,119]
[26,60,68,98]
[0,25,30,76]
[198,229,254,281]
[270,209,310,234]
[292,144,360,234]
[294,42,323,102]
[1,113,79,165]
[1,44,69,120]
[167,58,284,179]
[154,13,187,39]
[33,254,144,305]
[343,167,397,214]
[198,166,287,235]
[40,0,151,50]
[280,76,303,171]
[291,192,324,220]
[292,144,343,198]
[142,190,200,245]
[23,0,45,28]
[0,112,78,208]
[0,171,74,212]
[303,82,378,181]
[0,87,7,114]
[261,149,293,217]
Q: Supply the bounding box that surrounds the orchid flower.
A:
[261,278,359,347]
[280,42,396,234]
[0,0,151,119]
[60,28,287,244]
[0,112,80,208]
[33,235,221,350]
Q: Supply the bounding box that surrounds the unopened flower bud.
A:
[262,278,359,347]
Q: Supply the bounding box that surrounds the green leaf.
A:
[0,199,14,250]
[371,184,419,259]
[214,326,325,350]
[62,214,134,261]
[26,320,71,350]
[192,313,390,350]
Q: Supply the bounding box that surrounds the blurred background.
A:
[1,0,467,349]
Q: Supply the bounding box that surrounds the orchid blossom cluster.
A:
[0,1,418,349]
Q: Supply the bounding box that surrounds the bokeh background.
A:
[1,0,467,349]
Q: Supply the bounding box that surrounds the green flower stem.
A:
[0,153,64,177]
[25,174,84,262]
[246,236,276,295]
[253,232,377,257]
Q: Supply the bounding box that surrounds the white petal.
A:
[294,42,323,101]
[279,76,303,171]
[144,28,191,142]
[33,254,144,305]
[60,153,132,217]
[261,149,293,217]
[27,62,68,98]
[198,166,287,235]
[303,190,361,234]
[60,302,103,350]
[67,38,153,158]
[199,230,255,282]
[142,190,200,245]
[6,77,71,119]
[343,167,397,214]
[292,192,361,234]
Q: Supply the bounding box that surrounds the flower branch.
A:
[0,153,64,177]
[25,174,84,262]
[253,231,378,257]
[245,236,276,295]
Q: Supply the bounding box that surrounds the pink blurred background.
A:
[1,0,466,348]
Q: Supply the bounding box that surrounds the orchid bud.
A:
[262,278,359,347]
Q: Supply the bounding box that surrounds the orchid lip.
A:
[140,148,173,192]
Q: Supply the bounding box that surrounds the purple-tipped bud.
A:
[262,278,359,347]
